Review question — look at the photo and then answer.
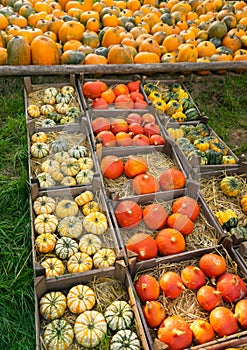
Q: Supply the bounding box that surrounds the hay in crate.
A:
[134,246,243,344]
[103,151,177,199]
[34,190,116,274]
[200,173,247,227]
[27,86,81,127]
[31,130,92,179]
[39,276,141,350]
[118,197,218,251]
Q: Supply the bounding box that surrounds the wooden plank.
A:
[0,61,247,76]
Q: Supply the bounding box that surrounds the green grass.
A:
[0,73,246,349]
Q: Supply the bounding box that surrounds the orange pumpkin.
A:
[134,274,160,302]
[159,271,183,298]
[132,173,160,194]
[167,213,194,235]
[177,43,198,62]
[107,43,134,64]
[143,203,168,230]
[172,196,200,221]
[190,320,215,345]
[82,80,107,99]
[100,155,124,179]
[155,228,185,256]
[159,168,186,191]
[134,51,160,63]
[143,301,166,328]
[31,35,60,65]
[58,20,85,43]
[158,316,192,349]
[84,53,108,65]
[126,233,158,260]
[114,200,142,228]
[209,307,238,337]
[124,155,148,178]
[181,265,206,290]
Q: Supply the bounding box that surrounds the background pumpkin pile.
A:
[0,0,247,65]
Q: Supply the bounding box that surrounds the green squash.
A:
[110,330,140,350]
[43,319,74,350]
[7,35,31,65]
[55,237,79,260]
[50,139,69,153]
[220,176,242,197]
[185,107,201,121]
[104,301,134,331]
[215,209,239,231]
[205,149,223,165]
[229,226,247,240]
[195,123,210,137]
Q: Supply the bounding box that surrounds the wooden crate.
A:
[34,260,150,350]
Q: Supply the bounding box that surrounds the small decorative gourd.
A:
[55,237,79,259]
[54,151,70,163]
[39,290,67,320]
[82,201,100,216]
[31,142,49,158]
[43,319,74,350]
[41,119,56,128]
[241,195,247,214]
[48,111,62,123]
[56,92,72,104]
[194,138,210,152]
[50,139,69,153]
[215,209,239,231]
[222,155,237,164]
[110,330,140,350]
[61,176,77,186]
[78,157,94,170]
[66,106,80,119]
[79,234,102,255]
[60,115,76,125]
[220,176,242,197]
[69,145,88,159]
[43,94,56,105]
[67,252,93,273]
[56,199,79,218]
[33,196,56,215]
[104,301,134,331]
[61,158,80,176]
[67,284,96,314]
[61,85,75,95]
[58,216,83,239]
[31,132,47,143]
[51,170,64,182]
[56,102,69,114]
[37,172,56,188]
[41,257,65,278]
[74,310,107,348]
[27,104,40,118]
[41,160,60,173]
[75,190,94,206]
[44,87,58,97]
[34,213,58,234]
[40,104,55,115]
[83,212,108,234]
[35,233,56,254]
[76,169,94,185]
[93,248,116,269]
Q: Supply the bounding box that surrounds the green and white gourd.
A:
[79,234,102,255]
[56,92,72,104]
[76,169,94,185]
[66,106,81,119]
[61,85,75,95]
[37,172,56,188]
[56,102,69,114]
[39,291,67,320]
[74,310,107,348]
[50,139,69,153]
[54,151,70,163]
[60,115,76,125]
[43,319,74,350]
[41,119,56,127]
[69,145,88,159]
[31,142,49,158]
[104,301,134,331]
[44,87,59,97]
[40,104,55,115]
[110,330,140,350]
[55,237,79,259]
[58,216,83,239]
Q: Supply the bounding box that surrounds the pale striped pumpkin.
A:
[67,284,96,314]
